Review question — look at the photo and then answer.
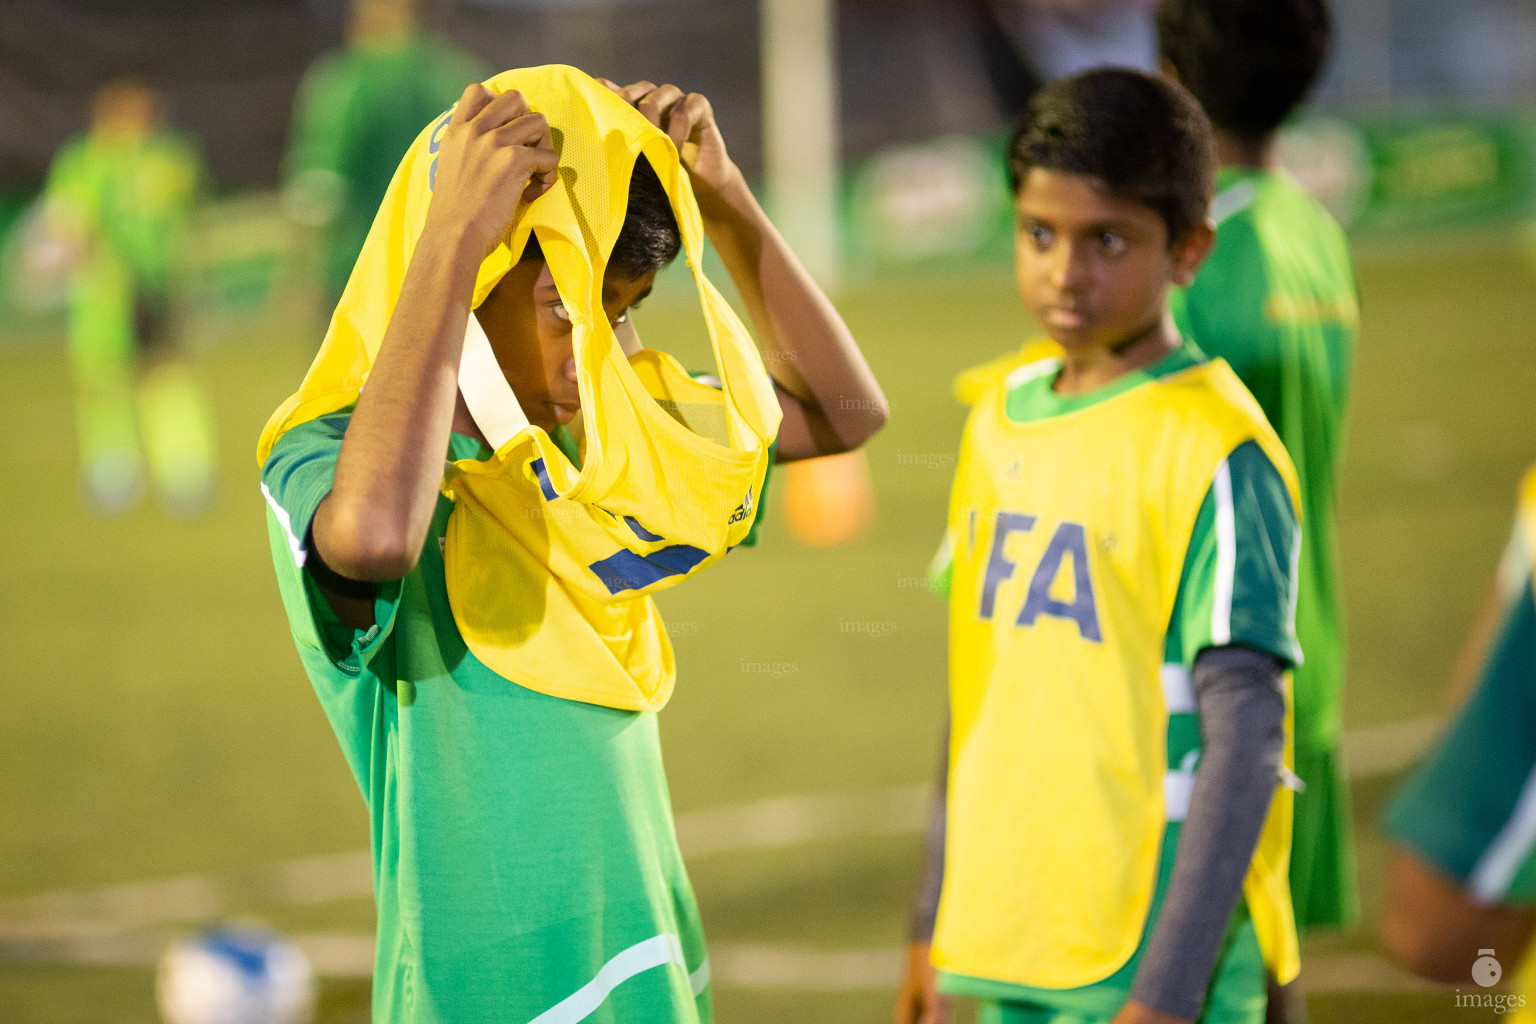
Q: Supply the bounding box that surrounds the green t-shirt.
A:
[1170,167,1357,752]
[1386,524,1536,906]
[262,413,737,1023]
[285,33,487,304]
[933,343,1300,1017]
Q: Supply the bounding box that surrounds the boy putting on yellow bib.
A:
[258,68,884,1022]
[896,69,1303,1024]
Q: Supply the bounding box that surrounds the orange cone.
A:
[782,449,876,546]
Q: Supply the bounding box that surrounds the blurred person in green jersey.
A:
[1381,465,1536,1023]
[42,75,215,515]
[1157,4,1359,1007]
[284,0,487,318]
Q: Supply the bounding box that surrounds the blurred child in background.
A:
[42,75,215,515]
[284,0,486,319]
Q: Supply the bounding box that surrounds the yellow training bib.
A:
[932,356,1301,989]
[257,65,781,711]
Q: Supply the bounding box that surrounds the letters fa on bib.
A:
[257,66,782,712]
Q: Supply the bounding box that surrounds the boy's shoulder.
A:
[1157,356,1286,442]
[1159,357,1301,502]
[953,338,1062,409]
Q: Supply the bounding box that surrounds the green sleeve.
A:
[1385,577,1536,904]
[687,369,775,547]
[260,411,402,673]
[739,441,775,547]
[928,530,955,599]
[1167,440,1302,667]
[42,139,98,231]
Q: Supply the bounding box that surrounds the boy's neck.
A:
[1053,313,1181,396]
[1215,130,1275,172]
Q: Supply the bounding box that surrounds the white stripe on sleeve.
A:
[1211,459,1236,646]
[1469,762,1536,906]
[261,482,307,568]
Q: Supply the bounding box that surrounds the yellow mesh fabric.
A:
[257,65,781,711]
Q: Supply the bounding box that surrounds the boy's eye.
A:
[1026,223,1053,249]
[1097,232,1127,256]
[612,312,628,325]
[550,302,572,323]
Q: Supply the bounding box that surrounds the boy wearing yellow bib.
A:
[896,70,1302,1024]
[258,69,885,1023]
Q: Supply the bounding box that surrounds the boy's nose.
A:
[1051,244,1092,294]
[562,360,578,383]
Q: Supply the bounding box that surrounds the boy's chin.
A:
[528,401,580,431]
[1038,324,1102,351]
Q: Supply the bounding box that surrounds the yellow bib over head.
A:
[933,353,1302,989]
[257,65,782,712]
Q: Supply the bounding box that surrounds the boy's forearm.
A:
[1128,645,1286,1021]
[697,175,886,452]
[318,225,482,580]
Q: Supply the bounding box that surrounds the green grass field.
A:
[2,240,1533,1022]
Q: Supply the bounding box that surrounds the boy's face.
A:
[93,82,161,140]
[474,260,654,432]
[1013,168,1211,353]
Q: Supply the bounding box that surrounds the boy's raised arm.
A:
[313,84,557,582]
[605,80,887,462]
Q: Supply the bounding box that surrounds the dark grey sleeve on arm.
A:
[910,707,950,943]
[1128,645,1287,1020]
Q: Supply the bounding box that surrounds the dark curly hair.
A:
[522,155,680,278]
[1007,68,1216,245]
[1158,0,1331,144]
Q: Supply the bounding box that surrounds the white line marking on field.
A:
[0,717,1443,930]
[1300,951,1452,994]
[266,850,373,905]
[0,923,1452,996]
[711,944,902,990]
[1341,716,1443,779]
[0,716,1447,985]
[675,783,929,858]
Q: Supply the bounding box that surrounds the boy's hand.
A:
[598,79,743,202]
[1110,1001,1193,1024]
[423,83,559,260]
[894,942,951,1024]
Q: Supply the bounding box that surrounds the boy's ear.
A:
[1170,218,1216,287]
